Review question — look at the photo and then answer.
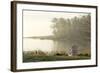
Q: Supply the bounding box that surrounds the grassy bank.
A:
[23,51,90,62]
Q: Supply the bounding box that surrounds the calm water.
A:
[23,38,53,52]
[23,38,70,53]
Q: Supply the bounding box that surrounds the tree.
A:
[51,14,91,49]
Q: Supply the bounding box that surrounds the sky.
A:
[23,10,88,37]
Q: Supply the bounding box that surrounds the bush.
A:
[84,53,90,56]
[78,53,90,56]
[54,53,67,56]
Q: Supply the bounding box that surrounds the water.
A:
[23,38,54,52]
[23,38,70,54]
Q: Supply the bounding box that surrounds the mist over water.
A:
[23,38,53,52]
[23,38,70,53]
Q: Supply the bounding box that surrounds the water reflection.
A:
[23,38,71,55]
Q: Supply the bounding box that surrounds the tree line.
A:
[51,14,91,49]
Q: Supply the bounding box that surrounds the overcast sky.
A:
[23,10,88,37]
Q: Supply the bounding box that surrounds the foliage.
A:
[51,14,91,49]
[78,53,90,57]
[23,51,90,62]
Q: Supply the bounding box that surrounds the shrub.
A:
[78,53,90,56]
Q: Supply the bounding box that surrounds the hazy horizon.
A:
[23,10,89,37]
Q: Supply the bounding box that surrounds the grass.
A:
[23,51,91,62]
